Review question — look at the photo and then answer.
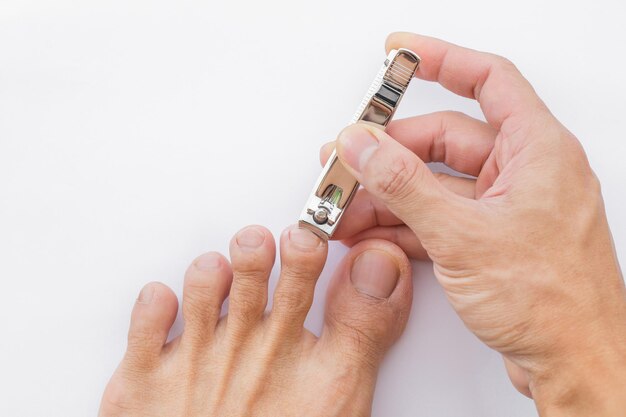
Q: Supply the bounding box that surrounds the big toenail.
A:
[236,227,265,249]
[289,227,322,250]
[194,252,222,271]
[137,285,155,304]
[351,251,399,299]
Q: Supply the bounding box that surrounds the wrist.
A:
[529,325,626,416]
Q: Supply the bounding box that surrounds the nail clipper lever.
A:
[299,48,420,239]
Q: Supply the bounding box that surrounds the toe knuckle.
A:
[229,285,266,318]
[183,282,220,304]
[182,294,220,323]
[282,262,319,282]
[127,328,162,351]
[327,311,386,366]
[338,326,380,368]
[227,305,260,328]
[272,290,311,315]
[123,344,160,372]
[233,262,270,283]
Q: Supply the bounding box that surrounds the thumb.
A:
[335,123,471,240]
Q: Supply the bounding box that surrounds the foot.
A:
[99,225,413,417]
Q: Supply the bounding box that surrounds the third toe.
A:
[227,225,276,332]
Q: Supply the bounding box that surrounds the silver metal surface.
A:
[299,48,420,239]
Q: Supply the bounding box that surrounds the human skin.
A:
[99,225,414,417]
[321,32,626,416]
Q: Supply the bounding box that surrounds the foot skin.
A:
[99,225,413,417]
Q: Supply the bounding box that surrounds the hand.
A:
[323,32,626,416]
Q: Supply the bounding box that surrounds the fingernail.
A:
[289,226,322,250]
[319,141,335,164]
[137,285,155,304]
[320,141,335,155]
[236,227,265,249]
[194,252,222,271]
[337,125,379,173]
[351,250,400,298]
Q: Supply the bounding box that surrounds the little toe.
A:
[319,240,413,369]
[227,225,276,334]
[268,225,327,335]
[126,282,179,368]
[181,252,233,347]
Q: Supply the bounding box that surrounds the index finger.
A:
[386,32,546,129]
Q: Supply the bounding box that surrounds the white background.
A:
[1,1,625,416]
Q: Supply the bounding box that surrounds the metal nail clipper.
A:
[298,48,420,239]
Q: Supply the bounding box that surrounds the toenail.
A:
[236,227,266,249]
[350,250,400,299]
[194,252,222,271]
[289,227,322,250]
[137,285,155,304]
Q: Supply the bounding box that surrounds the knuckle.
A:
[557,133,601,195]
[563,134,589,164]
[432,172,448,182]
[490,54,517,71]
[444,110,467,121]
[587,169,602,195]
[374,155,419,200]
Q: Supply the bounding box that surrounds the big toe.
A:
[319,240,412,369]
